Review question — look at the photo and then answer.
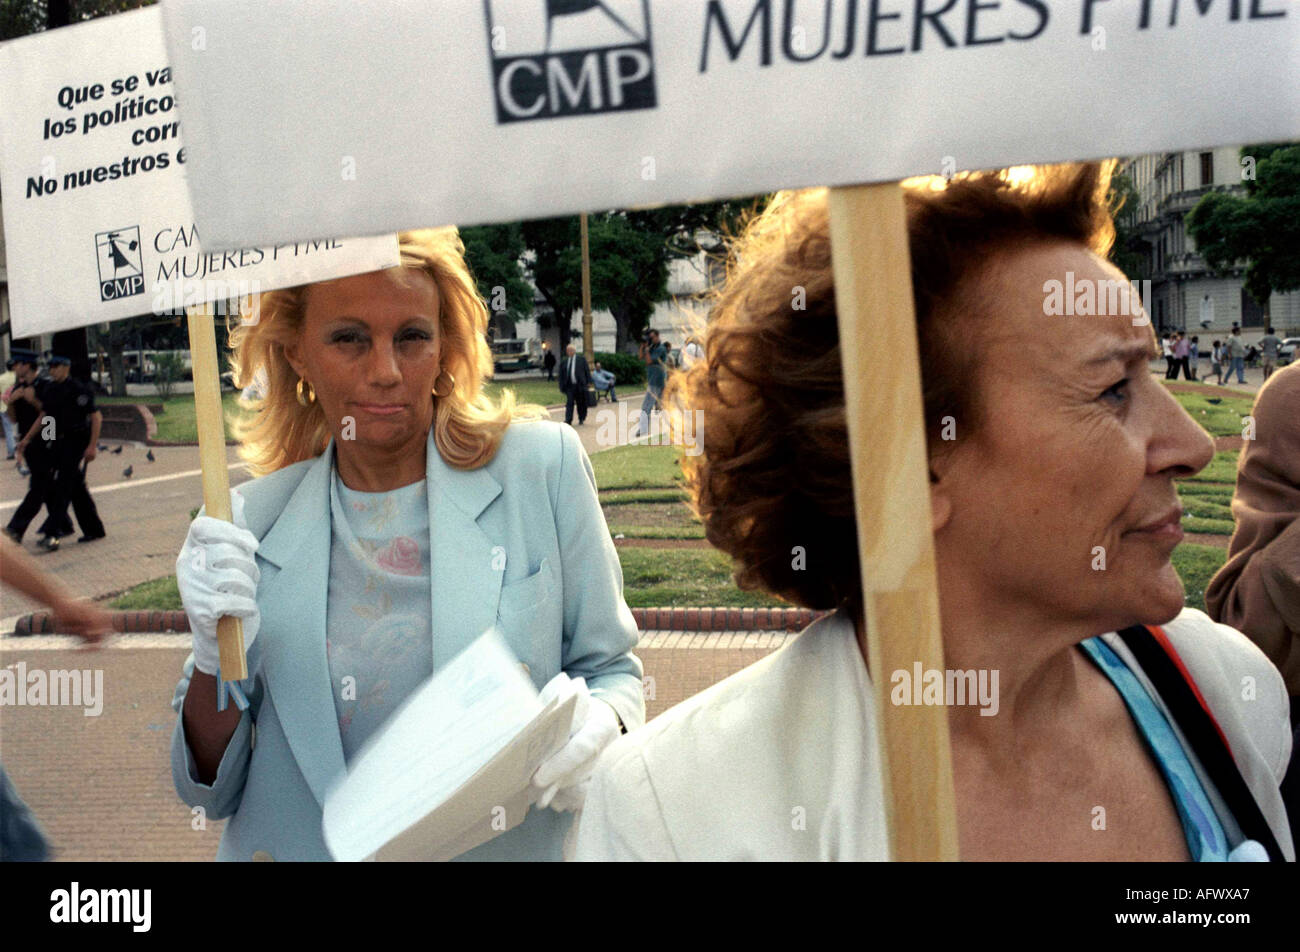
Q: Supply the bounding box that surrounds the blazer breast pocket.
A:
[497,557,556,618]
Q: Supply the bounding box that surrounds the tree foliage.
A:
[461,223,533,334]
[1186,144,1300,308]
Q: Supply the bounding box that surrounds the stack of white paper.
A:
[322,629,576,862]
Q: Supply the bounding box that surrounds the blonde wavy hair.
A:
[228,228,547,476]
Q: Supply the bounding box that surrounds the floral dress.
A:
[325,463,434,763]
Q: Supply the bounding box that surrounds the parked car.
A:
[1279,338,1298,366]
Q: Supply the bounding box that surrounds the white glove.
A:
[1228,840,1269,862]
[531,673,622,813]
[176,490,260,676]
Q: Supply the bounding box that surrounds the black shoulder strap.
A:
[1116,625,1286,862]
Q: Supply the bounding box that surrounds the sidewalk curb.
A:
[11,606,826,636]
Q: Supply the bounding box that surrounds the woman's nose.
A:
[367,340,402,385]
[1153,394,1216,479]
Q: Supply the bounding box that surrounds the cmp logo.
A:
[485,0,656,123]
[94,227,145,302]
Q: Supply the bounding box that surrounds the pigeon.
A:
[123,465,133,478]
[1206,397,1222,405]
[110,445,123,454]
[97,443,108,451]
[146,449,155,462]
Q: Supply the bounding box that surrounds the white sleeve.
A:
[572,743,679,862]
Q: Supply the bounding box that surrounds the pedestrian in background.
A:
[558,343,591,426]
[1259,326,1282,382]
[1188,336,1200,381]
[0,360,16,461]
[1210,340,1224,385]
[543,344,557,381]
[6,351,67,549]
[682,335,704,370]
[1173,331,1190,380]
[591,361,617,402]
[1161,333,1175,378]
[635,329,667,438]
[1224,327,1247,385]
[39,355,106,548]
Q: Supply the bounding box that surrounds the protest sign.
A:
[0,6,399,337]
[0,7,401,684]
[158,0,1298,251]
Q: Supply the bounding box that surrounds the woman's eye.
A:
[331,330,365,345]
[1100,379,1129,403]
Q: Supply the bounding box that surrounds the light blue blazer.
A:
[170,419,645,861]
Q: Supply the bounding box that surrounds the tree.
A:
[1186,144,1300,311]
[461,223,534,336]
[1107,171,1149,283]
[521,216,585,349]
[588,213,669,352]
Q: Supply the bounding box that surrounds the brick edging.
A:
[12,606,826,636]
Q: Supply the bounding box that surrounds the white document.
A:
[322,629,576,863]
[158,0,1300,250]
[0,6,400,337]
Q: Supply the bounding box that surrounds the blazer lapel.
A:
[425,427,505,670]
[256,441,347,806]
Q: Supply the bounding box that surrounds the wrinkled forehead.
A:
[974,242,1156,364]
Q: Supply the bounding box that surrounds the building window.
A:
[1200,152,1214,187]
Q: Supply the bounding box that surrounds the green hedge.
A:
[594,351,645,386]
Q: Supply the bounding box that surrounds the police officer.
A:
[5,350,71,550]
[38,354,106,549]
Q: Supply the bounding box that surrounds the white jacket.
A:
[574,607,1294,861]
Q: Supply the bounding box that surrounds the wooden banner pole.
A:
[185,301,247,681]
[827,183,958,861]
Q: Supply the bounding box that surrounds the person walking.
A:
[1210,339,1225,385]
[1161,333,1175,378]
[542,344,557,382]
[1259,326,1282,382]
[1,360,16,461]
[38,355,106,547]
[6,351,69,549]
[635,329,667,438]
[1188,336,1200,381]
[558,342,591,426]
[1223,327,1247,385]
[1172,331,1191,380]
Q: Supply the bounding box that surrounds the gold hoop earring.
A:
[296,378,316,406]
[432,370,455,399]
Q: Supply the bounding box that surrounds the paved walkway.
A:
[0,630,785,860]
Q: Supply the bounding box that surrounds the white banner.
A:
[157,0,1300,252]
[0,6,401,338]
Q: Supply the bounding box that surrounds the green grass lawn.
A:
[1178,451,1240,485]
[590,444,684,490]
[615,548,786,608]
[110,575,181,611]
[109,538,1228,614]
[1168,388,1257,437]
[1172,543,1227,612]
[101,393,248,443]
[484,378,567,409]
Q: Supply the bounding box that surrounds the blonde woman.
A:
[169,229,644,861]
